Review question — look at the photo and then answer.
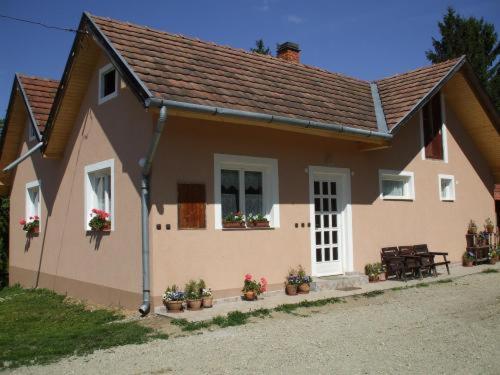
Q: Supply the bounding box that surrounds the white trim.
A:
[213,153,279,229]
[379,169,415,201]
[84,159,115,231]
[438,174,455,201]
[419,92,448,163]
[25,180,41,230]
[98,63,119,105]
[308,166,353,277]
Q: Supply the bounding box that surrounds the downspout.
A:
[3,142,44,172]
[138,105,168,315]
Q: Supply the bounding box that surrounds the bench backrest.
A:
[413,244,429,254]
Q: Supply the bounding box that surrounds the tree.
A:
[0,197,8,288]
[426,7,499,109]
[251,39,271,55]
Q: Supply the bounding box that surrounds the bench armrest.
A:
[429,252,448,256]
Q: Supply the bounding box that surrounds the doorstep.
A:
[154,262,500,322]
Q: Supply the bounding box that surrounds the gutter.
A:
[3,142,44,172]
[138,105,168,316]
[145,98,393,141]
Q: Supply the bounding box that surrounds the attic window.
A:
[98,63,118,104]
[421,93,446,161]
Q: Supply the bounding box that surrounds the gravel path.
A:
[11,271,500,375]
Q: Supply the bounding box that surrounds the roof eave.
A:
[16,75,43,142]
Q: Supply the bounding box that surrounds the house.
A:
[1,13,498,314]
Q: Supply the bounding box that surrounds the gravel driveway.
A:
[11,271,500,375]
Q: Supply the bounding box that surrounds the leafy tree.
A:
[426,7,499,109]
[251,39,271,55]
[0,198,8,288]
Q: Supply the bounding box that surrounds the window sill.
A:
[381,196,414,201]
[85,230,112,236]
[440,198,455,202]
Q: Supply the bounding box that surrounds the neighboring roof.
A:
[90,14,379,132]
[17,75,59,133]
[376,57,465,131]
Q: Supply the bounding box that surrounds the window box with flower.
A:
[242,274,267,301]
[246,213,270,228]
[88,209,111,231]
[19,216,40,235]
[222,211,246,229]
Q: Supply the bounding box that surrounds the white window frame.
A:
[25,180,41,229]
[379,170,415,201]
[84,159,115,231]
[98,63,119,105]
[419,92,448,163]
[27,118,37,141]
[214,154,279,229]
[438,174,455,202]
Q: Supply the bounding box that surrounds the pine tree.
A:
[251,39,271,55]
[426,7,499,109]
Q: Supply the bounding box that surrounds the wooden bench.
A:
[381,247,407,281]
[413,244,450,276]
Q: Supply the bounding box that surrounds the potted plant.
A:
[222,211,245,229]
[162,285,185,313]
[485,218,495,234]
[488,249,498,265]
[242,274,267,301]
[88,209,111,231]
[297,265,312,294]
[185,279,202,310]
[467,220,478,235]
[284,268,300,295]
[365,263,382,282]
[477,231,489,246]
[246,213,270,228]
[198,279,213,308]
[463,251,474,267]
[19,216,39,235]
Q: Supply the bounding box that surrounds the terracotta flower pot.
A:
[165,300,184,313]
[486,225,494,234]
[187,299,202,310]
[247,221,270,228]
[223,221,245,229]
[463,259,474,267]
[244,291,256,301]
[298,283,310,294]
[285,284,298,295]
[489,258,497,265]
[202,296,213,308]
[368,275,380,283]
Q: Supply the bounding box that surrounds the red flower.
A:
[33,215,39,220]
[260,277,268,292]
[244,274,252,281]
[19,219,26,226]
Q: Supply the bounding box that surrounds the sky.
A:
[0,0,499,116]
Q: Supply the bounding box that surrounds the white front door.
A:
[309,167,352,276]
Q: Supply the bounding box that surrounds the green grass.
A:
[482,268,499,273]
[415,282,430,288]
[0,286,167,369]
[361,290,385,298]
[436,278,453,283]
[275,297,344,313]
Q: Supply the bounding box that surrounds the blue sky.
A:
[1,0,499,116]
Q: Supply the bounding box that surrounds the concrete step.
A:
[311,273,368,292]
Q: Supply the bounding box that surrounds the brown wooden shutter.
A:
[178,184,206,229]
[423,94,443,160]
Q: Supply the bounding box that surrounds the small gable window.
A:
[26,180,41,220]
[98,64,118,104]
[439,174,455,201]
[422,93,444,160]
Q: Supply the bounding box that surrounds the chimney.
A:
[277,42,300,63]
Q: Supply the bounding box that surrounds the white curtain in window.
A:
[441,179,451,198]
[28,187,39,216]
[382,179,404,197]
[245,171,263,215]
[221,170,239,217]
[91,173,111,212]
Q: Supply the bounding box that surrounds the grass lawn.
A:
[0,286,166,369]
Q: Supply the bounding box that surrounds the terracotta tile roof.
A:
[91,15,379,131]
[376,58,462,130]
[18,75,59,133]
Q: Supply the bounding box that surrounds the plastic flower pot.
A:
[244,291,256,301]
[247,221,270,228]
[285,284,298,295]
[187,299,202,310]
[222,221,245,229]
[202,296,213,308]
[298,283,310,294]
[165,300,184,313]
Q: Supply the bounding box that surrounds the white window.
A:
[379,170,415,200]
[26,180,41,220]
[84,159,114,230]
[27,119,37,141]
[214,154,279,229]
[438,174,455,201]
[98,63,118,105]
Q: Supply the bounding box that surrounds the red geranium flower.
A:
[245,274,252,281]
[19,219,26,226]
